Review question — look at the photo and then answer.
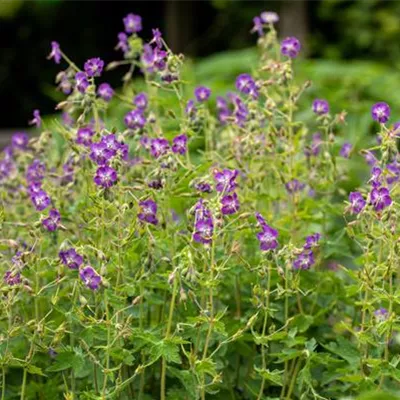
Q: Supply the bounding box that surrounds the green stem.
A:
[200,239,216,399]
[286,358,302,400]
[102,291,111,397]
[20,369,27,400]
[280,264,290,399]
[69,282,78,399]
[257,262,272,400]
[1,367,5,400]
[160,276,178,400]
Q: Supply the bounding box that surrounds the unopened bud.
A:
[179,287,187,302]
[168,271,175,285]
[106,61,120,71]
[79,296,88,306]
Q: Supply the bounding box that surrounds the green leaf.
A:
[168,367,197,398]
[356,392,400,400]
[322,336,360,365]
[46,351,84,372]
[149,339,181,364]
[195,358,217,378]
[254,368,283,386]
[290,314,314,333]
[27,365,46,377]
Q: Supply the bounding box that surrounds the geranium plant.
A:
[1,10,399,400]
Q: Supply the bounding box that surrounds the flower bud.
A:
[168,271,175,285]
[79,296,88,306]
[179,287,187,302]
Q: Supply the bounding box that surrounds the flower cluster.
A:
[293,233,321,270]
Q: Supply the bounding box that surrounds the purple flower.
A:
[26,159,46,184]
[214,169,239,193]
[151,28,163,48]
[150,138,170,158]
[370,166,382,187]
[218,109,231,125]
[293,251,315,270]
[116,32,130,54]
[304,233,321,250]
[312,99,329,115]
[12,133,29,150]
[31,190,51,211]
[172,134,188,155]
[84,58,104,78]
[62,112,74,127]
[371,102,390,124]
[370,187,392,212]
[42,208,61,232]
[141,44,155,71]
[235,74,258,98]
[255,212,268,229]
[161,74,178,84]
[28,182,42,195]
[192,200,213,244]
[117,143,129,161]
[193,218,214,244]
[97,83,114,102]
[94,166,118,188]
[230,95,248,126]
[76,127,94,147]
[348,192,366,214]
[123,13,142,34]
[339,142,352,158]
[90,142,114,165]
[29,109,41,128]
[221,192,240,215]
[134,92,148,110]
[62,159,75,184]
[48,41,61,64]
[4,271,22,286]
[79,266,101,290]
[59,75,72,95]
[363,151,378,167]
[256,224,278,251]
[193,199,211,218]
[304,133,322,157]
[140,135,151,150]
[386,162,400,185]
[392,122,400,137]
[75,72,89,94]
[194,86,211,102]
[59,248,83,270]
[280,37,301,58]
[124,109,146,130]
[216,96,229,111]
[138,199,158,225]
[285,179,305,194]
[101,134,120,152]
[148,179,164,190]
[374,308,389,322]
[0,159,14,182]
[48,348,58,359]
[194,181,212,193]
[260,11,279,24]
[251,16,263,36]
[185,99,197,118]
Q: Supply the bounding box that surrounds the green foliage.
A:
[2,12,400,400]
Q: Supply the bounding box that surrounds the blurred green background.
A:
[1,0,400,132]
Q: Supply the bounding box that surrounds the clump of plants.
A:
[1,10,399,400]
